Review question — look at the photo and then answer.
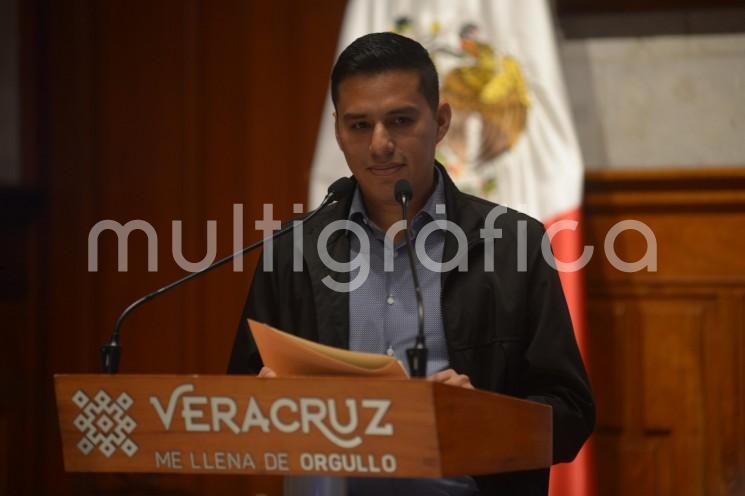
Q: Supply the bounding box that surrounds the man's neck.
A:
[364,175,435,241]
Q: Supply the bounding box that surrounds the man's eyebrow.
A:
[341,112,368,121]
[386,106,419,115]
[341,106,420,121]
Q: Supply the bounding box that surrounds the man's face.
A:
[334,70,451,208]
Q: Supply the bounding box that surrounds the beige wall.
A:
[559,31,745,169]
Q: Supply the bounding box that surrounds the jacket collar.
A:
[438,161,487,244]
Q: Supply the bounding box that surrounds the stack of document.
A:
[248,319,408,378]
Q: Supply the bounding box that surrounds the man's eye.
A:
[350,122,370,130]
[392,116,413,126]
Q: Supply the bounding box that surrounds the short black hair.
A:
[331,32,439,113]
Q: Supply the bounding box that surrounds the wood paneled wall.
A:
[7,0,347,494]
[583,168,745,495]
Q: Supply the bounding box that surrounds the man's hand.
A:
[258,366,277,378]
[427,368,474,389]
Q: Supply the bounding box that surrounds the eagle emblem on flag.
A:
[394,19,530,197]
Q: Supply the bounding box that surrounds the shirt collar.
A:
[348,166,446,236]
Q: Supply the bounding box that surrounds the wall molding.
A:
[585,166,745,211]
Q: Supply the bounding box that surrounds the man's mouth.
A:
[368,163,405,176]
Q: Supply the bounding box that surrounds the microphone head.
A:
[327,177,355,201]
[394,179,413,204]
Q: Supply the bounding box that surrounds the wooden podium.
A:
[54,374,552,479]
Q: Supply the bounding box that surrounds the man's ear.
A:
[435,102,452,143]
[333,111,343,150]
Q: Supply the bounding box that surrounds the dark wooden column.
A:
[12,1,347,494]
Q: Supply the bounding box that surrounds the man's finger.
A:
[427,369,474,389]
[427,368,455,382]
[448,374,474,389]
[258,366,277,378]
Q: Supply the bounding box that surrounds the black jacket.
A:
[228,164,595,495]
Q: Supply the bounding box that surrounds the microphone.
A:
[101,176,354,373]
[394,179,428,378]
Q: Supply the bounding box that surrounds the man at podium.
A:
[229,32,594,495]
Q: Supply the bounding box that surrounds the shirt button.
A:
[386,295,395,305]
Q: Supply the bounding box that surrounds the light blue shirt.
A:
[344,168,479,496]
[347,168,448,375]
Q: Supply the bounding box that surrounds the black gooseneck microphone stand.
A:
[101,177,354,373]
[394,179,428,377]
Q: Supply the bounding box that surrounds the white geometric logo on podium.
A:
[72,389,138,458]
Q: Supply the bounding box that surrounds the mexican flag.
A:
[309,1,592,494]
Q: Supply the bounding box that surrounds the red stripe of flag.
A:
[545,207,596,496]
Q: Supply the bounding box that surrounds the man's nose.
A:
[369,123,394,161]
